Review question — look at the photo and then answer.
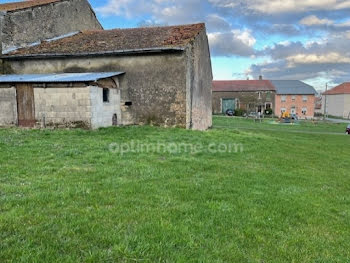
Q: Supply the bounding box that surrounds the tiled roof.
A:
[323,83,350,95]
[271,80,316,95]
[212,80,276,92]
[4,23,205,57]
[0,0,63,12]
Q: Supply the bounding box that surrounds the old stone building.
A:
[212,80,276,115]
[1,22,213,130]
[0,0,102,54]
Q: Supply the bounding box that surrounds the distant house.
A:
[212,80,275,115]
[322,82,350,119]
[0,23,213,130]
[271,80,317,119]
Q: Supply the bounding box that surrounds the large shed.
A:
[0,72,124,128]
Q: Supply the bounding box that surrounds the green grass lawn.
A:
[1,117,350,262]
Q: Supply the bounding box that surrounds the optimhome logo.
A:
[109,141,244,155]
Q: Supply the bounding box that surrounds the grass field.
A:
[1,117,349,262]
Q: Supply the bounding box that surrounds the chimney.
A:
[259,75,263,80]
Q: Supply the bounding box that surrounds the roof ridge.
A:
[0,0,65,12]
[80,23,205,34]
[3,23,206,57]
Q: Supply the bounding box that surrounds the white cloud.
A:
[209,0,350,14]
[286,53,350,67]
[300,15,333,26]
[208,29,256,56]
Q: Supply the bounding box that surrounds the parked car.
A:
[291,114,298,120]
[225,109,234,116]
[346,124,350,135]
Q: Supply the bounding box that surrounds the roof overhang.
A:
[1,47,186,60]
[0,72,125,83]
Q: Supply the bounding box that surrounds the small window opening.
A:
[125,101,132,106]
[103,88,109,103]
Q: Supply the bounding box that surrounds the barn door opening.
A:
[16,84,35,127]
[222,98,235,114]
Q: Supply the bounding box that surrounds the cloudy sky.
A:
[3,0,350,90]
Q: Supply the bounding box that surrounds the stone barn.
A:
[0,72,124,128]
[0,0,102,54]
[212,80,276,115]
[1,23,213,130]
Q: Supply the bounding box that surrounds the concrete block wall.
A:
[0,87,17,126]
[90,86,121,129]
[34,87,92,127]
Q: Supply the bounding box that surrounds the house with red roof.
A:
[212,79,276,115]
[323,83,350,119]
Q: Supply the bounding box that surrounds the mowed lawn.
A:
[0,117,349,262]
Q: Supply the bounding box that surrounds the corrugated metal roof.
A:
[271,80,317,95]
[0,72,124,83]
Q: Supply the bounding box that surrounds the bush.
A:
[234,108,246,116]
[264,108,273,115]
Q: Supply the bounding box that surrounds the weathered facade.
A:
[1,23,213,130]
[0,73,123,128]
[0,0,102,54]
[212,80,275,114]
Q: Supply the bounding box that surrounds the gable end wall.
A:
[1,0,102,53]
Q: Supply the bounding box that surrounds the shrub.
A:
[265,108,273,115]
[234,108,246,116]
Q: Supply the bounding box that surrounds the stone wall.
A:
[188,29,213,130]
[0,87,17,126]
[7,52,188,128]
[34,86,92,128]
[212,91,275,114]
[1,0,102,53]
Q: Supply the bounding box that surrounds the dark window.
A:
[125,101,132,106]
[103,88,109,103]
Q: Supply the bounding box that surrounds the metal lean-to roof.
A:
[0,72,124,83]
[270,80,317,95]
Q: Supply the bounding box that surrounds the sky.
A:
[2,0,350,90]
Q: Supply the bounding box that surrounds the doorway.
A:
[16,84,35,127]
[222,98,235,113]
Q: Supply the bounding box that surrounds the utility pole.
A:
[324,83,328,120]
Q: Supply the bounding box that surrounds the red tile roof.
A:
[323,83,350,95]
[213,80,276,92]
[5,23,205,57]
[0,0,63,12]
